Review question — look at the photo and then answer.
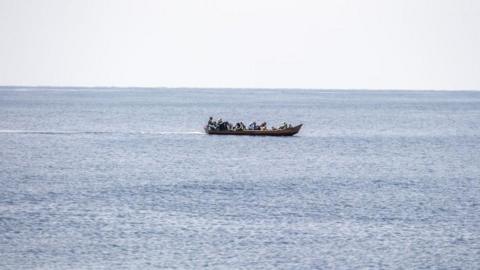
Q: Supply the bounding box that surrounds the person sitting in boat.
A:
[248,122,257,130]
[234,122,243,131]
[240,122,246,130]
[207,117,217,130]
[259,122,268,131]
[216,118,224,130]
[279,122,288,129]
[217,120,231,131]
[235,122,246,131]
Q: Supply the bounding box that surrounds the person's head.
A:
[209,117,213,120]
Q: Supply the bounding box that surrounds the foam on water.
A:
[0,129,203,135]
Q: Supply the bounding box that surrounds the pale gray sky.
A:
[0,0,479,90]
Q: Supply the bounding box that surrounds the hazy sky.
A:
[1,0,479,90]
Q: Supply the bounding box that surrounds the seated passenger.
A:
[279,122,288,129]
[207,117,217,130]
[233,123,240,131]
[241,122,246,130]
[221,122,227,131]
[259,122,267,131]
[238,122,246,131]
[215,119,224,130]
[248,122,257,130]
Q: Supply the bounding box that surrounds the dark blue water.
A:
[1,87,480,269]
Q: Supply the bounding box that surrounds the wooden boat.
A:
[205,124,302,136]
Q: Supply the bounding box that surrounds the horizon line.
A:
[0,85,479,92]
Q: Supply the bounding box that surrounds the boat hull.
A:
[205,124,302,136]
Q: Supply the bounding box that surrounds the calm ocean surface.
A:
[1,87,479,269]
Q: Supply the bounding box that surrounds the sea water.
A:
[1,87,479,269]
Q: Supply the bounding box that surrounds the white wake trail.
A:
[0,130,204,135]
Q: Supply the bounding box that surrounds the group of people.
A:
[207,117,293,131]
